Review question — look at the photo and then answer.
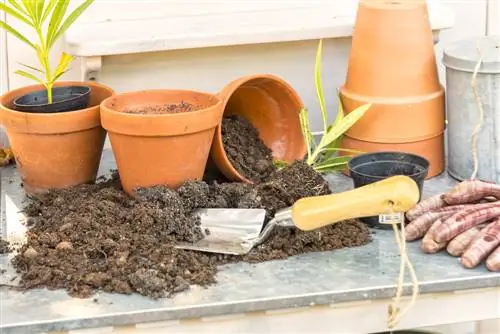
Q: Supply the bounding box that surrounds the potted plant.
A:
[100,90,224,196]
[0,0,114,194]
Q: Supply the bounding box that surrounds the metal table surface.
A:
[1,150,500,334]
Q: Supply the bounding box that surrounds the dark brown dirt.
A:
[221,115,276,183]
[10,162,371,299]
[0,240,11,254]
[123,101,198,114]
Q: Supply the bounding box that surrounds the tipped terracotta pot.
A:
[211,74,307,183]
[0,81,114,194]
[339,0,445,178]
[100,90,223,196]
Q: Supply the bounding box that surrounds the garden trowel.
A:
[175,175,420,255]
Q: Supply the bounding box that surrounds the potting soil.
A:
[10,161,371,299]
[221,115,276,183]
[122,101,198,114]
[0,240,11,254]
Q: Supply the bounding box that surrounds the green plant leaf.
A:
[52,69,67,82]
[21,0,36,18]
[47,0,70,48]
[318,103,372,151]
[8,1,27,14]
[41,0,57,23]
[0,20,36,49]
[14,69,43,84]
[50,51,73,83]
[313,155,354,173]
[314,39,328,133]
[0,3,33,26]
[48,0,94,48]
[34,0,45,25]
[299,108,313,159]
[18,62,44,73]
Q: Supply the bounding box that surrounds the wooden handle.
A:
[291,175,420,231]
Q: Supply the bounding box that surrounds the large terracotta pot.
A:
[100,90,223,196]
[339,0,445,178]
[210,74,307,183]
[0,81,114,194]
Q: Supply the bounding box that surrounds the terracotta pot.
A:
[100,90,223,196]
[339,0,445,177]
[211,74,307,183]
[0,81,114,194]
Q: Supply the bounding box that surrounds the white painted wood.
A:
[64,288,499,334]
[64,0,455,57]
[0,0,7,95]
[487,0,500,35]
[0,0,9,147]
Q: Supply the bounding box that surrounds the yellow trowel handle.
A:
[291,175,420,231]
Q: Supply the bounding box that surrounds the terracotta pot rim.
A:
[100,89,222,118]
[101,89,223,137]
[343,131,446,144]
[0,81,115,134]
[213,73,306,184]
[343,131,445,144]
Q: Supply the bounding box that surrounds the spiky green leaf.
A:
[46,0,70,48]
[14,69,43,84]
[53,52,73,78]
[8,1,27,14]
[299,108,314,160]
[18,62,44,73]
[314,39,327,133]
[0,3,32,26]
[21,0,36,18]
[0,20,36,49]
[41,0,57,23]
[34,0,45,25]
[48,0,94,48]
[318,103,372,150]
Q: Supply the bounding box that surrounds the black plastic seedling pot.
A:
[13,85,92,113]
[347,151,430,229]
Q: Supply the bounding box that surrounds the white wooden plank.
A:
[64,0,455,57]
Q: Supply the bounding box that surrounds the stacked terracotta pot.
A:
[339,0,445,178]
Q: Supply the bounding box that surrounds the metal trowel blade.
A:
[174,208,267,255]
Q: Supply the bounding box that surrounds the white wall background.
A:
[0,0,492,133]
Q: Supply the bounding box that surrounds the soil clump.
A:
[221,115,276,183]
[11,162,371,299]
[123,101,198,114]
[0,240,11,254]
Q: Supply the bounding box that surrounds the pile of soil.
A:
[221,115,276,183]
[11,161,371,299]
[0,240,11,254]
[123,101,198,114]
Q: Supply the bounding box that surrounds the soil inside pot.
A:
[221,115,276,183]
[11,161,371,299]
[122,101,199,114]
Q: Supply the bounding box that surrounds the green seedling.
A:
[0,0,95,103]
[276,39,372,173]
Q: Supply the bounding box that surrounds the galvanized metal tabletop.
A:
[1,151,499,334]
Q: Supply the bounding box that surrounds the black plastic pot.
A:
[12,85,91,113]
[347,151,430,229]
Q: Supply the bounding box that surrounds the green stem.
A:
[35,27,53,103]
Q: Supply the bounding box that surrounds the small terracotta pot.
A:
[339,0,445,177]
[0,81,114,194]
[211,74,307,183]
[100,90,223,196]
